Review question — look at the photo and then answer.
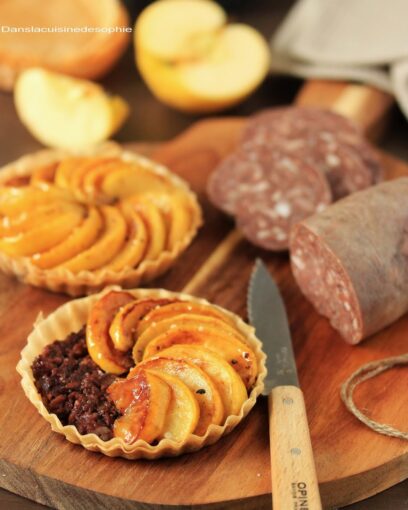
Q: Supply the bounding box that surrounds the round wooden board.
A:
[0,83,407,510]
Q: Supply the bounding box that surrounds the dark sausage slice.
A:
[289,178,408,344]
[235,151,332,250]
[207,151,268,216]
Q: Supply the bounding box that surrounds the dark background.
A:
[0,0,407,508]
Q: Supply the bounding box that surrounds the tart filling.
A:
[19,288,265,459]
[0,146,202,296]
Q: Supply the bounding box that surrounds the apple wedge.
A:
[144,370,199,442]
[86,290,135,374]
[108,370,171,444]
[109,298,175,352]
[134,313,248,359]
[59,205,127,272]
[138,326,258,390]
[137,301,236,335]
[130,357,224,435]
[160,345,247,419]
[31,206,103,269]
[14,68,129,151]
[135,0,270,113]
[0,203,85,257]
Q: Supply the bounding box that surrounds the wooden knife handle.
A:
[269,385,322,510]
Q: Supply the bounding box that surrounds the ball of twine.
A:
[341,353,408,440]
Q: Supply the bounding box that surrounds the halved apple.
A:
[101,204,148,273]
[121,197,167,260]
[15,68,129,151]
[86,290,135,374]
[160,345,247,419]
[134,313,248,359]
[135,0,270,113]
[145,370,199,442]
[108,369,171,444]
[59,205,127,272]
[139,327,257,389]
[130,357,224,435]
[109,298,175,352]
[31,206,103,269]
[137,300,235,336]
[0,203,85,257]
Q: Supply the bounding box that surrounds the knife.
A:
[248,259,322,510]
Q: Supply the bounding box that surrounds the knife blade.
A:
[247,258,299,394]
[247,258,322,510]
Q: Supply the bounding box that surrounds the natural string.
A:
[341,353,408,440]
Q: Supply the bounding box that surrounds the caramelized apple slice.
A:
[101,204,148,272]
[121,198,166,260]
[0,203,85,257]
[86,290,135,374]
[139,327,257,389]
[31,206,103,269]
[0,185,75,216]
[30,163,58,184]
[81,159,128,203]
[130,357,224,435]
[160,345,247,418]
[109,298,175,351]
[101,165,171,199]
[108,370,171,444]
[55,157,89,190]
[59,205,127,272]
[137,301,235,336]
[134,314,247,359]
[145,370,199,442]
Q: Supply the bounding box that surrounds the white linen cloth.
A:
[270,0,408,118]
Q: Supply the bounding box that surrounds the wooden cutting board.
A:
[0,81,407,510]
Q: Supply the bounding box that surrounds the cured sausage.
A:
[234,150,332,250]
[242,106,382,199]
[289,178,408,344]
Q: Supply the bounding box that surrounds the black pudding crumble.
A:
[31,327,121,441]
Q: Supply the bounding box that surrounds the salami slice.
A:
[242,106,382,199]
[289,178,408,344]
[234,150,332,250]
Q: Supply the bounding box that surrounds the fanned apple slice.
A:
[0,203,85,257]
[31,206,103,269]
[145,370,199,442]
[86,290,135,374]
[81,159,127,202]
[135,0,226,61]
[130,357,224,435]
[134,314,248,358]
[101,165,172,199]
[108,370,171,444]
[0,203,76,237]
[101,204,148,273]
[0,185,75,216]
[59,205,127,272]
[55,157,89,190]
[15,68,129,151]
[137,301,235,336]
[30,163,58,184]
[139,327,257,389]
[109,298,175,352]
[159,345,247,419]
[121,198,166,260]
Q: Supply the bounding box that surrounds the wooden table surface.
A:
[0,1,407,508]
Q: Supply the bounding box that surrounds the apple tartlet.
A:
[0,145,202,295]
[17,288,266,459]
